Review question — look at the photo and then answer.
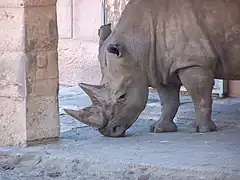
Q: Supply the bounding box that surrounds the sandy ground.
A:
[0,86,240,180]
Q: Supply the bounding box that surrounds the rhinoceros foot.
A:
[149,120,178,133]
[190,120,217,133]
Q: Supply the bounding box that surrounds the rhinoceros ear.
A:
[98,23,112,49]
[98,23,112,40]
[107,44,122,57]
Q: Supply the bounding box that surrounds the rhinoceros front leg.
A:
[150,84,180,133]
[178,66,217,133]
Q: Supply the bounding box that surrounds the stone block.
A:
[0,52,26,98]
[0,96,26,146]
[26,96,59,142]
[28,78,59,97]
[0,7,25,51]
[73,0,102,40]
[36,50,59,80]
[23,0,57,7]
[0,0,23,7]
[57,0,72,38]
[0,0,56,7]
[26,50,59,96]
[24,6,58,52]
[27,50,59,81]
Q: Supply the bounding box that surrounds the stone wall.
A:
[106,0,129,27]
[56,0,132,87]
[57,0,103,87]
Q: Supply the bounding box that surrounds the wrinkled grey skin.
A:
[65,0,240,137]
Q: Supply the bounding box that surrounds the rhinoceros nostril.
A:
[112,126,119,133]
[98,125,127,137]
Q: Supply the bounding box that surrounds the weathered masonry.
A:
[0,0,59,146]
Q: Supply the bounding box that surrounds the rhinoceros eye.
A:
[118,93,127,101]
[107,44,122,57]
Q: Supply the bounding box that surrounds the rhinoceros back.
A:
[111,0,240,85]
[193,0,240,79]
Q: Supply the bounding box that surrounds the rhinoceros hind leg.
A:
[150,84,180,133]
[179,66,217,133]
[190,120,217,133]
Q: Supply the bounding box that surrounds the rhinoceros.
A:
[64,0,240,137]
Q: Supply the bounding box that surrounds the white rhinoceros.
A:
[65,0,240,137]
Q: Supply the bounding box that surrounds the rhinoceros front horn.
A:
[78,83,107,105]
[64,106,106,128]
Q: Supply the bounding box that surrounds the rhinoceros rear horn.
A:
[78,83,107,104]
[64,106,105,128]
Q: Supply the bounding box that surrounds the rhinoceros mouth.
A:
[97,112,110,129]
[98,124,127,137]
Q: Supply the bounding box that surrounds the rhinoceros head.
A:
[64,24,149,137]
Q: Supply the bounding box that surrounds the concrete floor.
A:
[0,86,240,180]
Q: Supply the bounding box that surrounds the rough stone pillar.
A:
[0,0,60,146]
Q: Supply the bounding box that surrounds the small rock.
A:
[1,164,15,170]
[34,156,42,165]
[138,174,150,180]
[45,151,51,155]
[47,171,62,178]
